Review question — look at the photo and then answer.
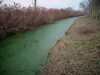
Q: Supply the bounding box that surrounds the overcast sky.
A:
[3,0,82,10]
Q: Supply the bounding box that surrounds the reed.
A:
[0,4,85,39]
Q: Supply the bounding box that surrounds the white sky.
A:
[3,0,82,10]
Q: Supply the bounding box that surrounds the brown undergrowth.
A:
[0,4,85,39]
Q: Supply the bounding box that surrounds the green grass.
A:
[96,43,100,49]
[56,39,61,44]
[65,32,68,35]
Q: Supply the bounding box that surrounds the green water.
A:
[0,17,77,75]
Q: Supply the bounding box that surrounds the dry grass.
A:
[78,27,96,35]
[40,17,100,75]
[0,4,85,39]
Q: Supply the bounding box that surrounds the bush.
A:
[65,32,68,35]
[0,4,86,38]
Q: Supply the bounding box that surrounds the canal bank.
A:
[40,16,100,75]
[0,17,77,75]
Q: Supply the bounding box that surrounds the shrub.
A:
[65,32,68,35]
[0,4,86,39]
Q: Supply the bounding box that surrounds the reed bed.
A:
[0,4,85,39]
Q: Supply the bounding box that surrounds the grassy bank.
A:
[40,16,100,75]
[0,3,85,39]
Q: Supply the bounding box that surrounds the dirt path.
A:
[40,16,100,75]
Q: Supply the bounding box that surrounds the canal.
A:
[0,17,77,75]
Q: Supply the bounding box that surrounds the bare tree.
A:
[80,0,100,18]
[0,0,3,4]
[80,0,89,12]
[13,2,20,9]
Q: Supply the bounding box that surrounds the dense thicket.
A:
[0,2,85,39]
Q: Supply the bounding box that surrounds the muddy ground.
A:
[40,16,100,75]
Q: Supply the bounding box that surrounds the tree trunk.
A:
[34,0,36,9]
